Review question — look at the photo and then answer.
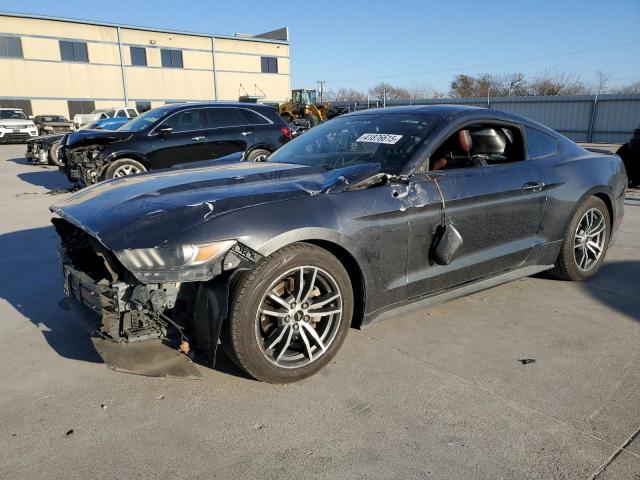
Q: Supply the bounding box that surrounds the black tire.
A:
[48,141,62,166]
[304,114,320,127]
[549,196,610,281]
[102,158,146,180]
[245,148,271,162]
[222,243,353,383]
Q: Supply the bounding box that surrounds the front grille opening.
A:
[52,218,126,283]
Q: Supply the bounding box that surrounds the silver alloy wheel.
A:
[573,208,606,271]
[255,266,343,369]
[253,153,268,161]
[113,164,142,177]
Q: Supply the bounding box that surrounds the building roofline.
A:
[0,10,289,44]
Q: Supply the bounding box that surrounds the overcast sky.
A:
[3,0,639,93]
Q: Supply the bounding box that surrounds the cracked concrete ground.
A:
[0,144,638,479]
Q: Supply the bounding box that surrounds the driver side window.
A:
[429,124,525,171]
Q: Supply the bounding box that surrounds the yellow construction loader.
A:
[279,89,345,127]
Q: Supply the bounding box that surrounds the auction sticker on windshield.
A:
[356,133,403,144]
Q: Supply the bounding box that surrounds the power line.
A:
[325,42,639,83]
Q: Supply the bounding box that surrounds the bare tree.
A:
[528,69,588,96]
[507,73,528,96]
[407,81,437,100]
[613,80,640,94]
[594,70,611,94]
[368,82,412,101]
[330,87,366,103]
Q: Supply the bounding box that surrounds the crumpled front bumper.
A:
[26,142,49,164]
[63,149,104,185]
[63,263,180,342]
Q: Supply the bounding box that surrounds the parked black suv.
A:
[60,102,291,186]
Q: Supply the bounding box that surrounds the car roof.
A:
[158,102,276,111]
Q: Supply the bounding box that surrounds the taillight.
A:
[281,126,292,140]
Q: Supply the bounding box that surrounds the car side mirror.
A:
[156,126,173,137]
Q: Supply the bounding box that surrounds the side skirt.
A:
[361,264,554,328]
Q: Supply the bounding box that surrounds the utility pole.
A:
[317,80,325,103]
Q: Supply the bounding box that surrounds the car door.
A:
[149,108,210,168]
[406,127,548,299]
[202,107,254,160]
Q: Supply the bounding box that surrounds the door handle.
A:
[240,131,253,136]
[192,136,205,141]
[521,181,545,192]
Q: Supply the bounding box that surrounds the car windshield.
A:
[268,113,442,174]
[117,107,173,132]
[40,116,67,122]
[0,110,27,119]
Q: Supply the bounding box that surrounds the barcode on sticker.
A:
[356,133,403,144]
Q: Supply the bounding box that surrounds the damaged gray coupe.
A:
[50,105,627,383]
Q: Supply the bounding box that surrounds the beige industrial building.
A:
[0,12,290,119]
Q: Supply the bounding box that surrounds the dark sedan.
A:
[50,105,627,383]
[59,102,292,186]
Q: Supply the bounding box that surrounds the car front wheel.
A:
[549,196,610,281]
[222,243,353,383]
[48,141,62,166]
[103,158,147,180]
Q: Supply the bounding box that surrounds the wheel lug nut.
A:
[290,302,296,308]
[293,324,299,330]
[304,315,310,321]
[302,303,308,309]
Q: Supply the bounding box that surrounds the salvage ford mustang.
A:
[50,105,627,383]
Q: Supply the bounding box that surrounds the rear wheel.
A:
[245,148,271,162]
[103,158,146,180]
[222,243,353,383]
[549,196,610,281]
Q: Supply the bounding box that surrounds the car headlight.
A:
[115,240,236,282]
[44,126,53,131]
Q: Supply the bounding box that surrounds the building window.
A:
[161,49,183,68]
[67,100,95,119]
[0,99,32,116]
[0,36,23,58]
[130,47,147,66]
[260,56,278,73]
[135,101,152,113]
[59,41,89,63]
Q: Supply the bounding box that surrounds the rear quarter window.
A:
[526,127,559,158]
[240,109,270,125]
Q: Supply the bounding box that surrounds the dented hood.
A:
[65,129,131,148]
[50,161,380,250]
